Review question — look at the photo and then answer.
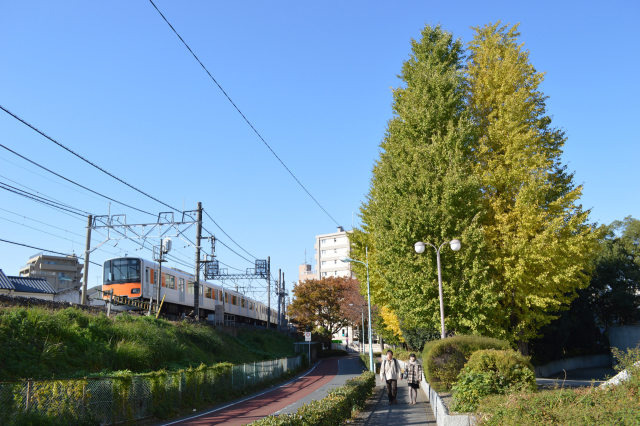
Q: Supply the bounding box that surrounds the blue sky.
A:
[1,1,638,302]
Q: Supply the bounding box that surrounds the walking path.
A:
[161,355,436,425]
[275,355,365,414]
[162,358,339,426]
[351,374,436,425]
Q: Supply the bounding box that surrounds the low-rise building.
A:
[0,269,56,300]
[298,263,316,282]
[19,253,83,292]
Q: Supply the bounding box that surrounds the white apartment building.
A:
[315,226,352,279]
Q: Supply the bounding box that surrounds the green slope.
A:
[0,306,295,380]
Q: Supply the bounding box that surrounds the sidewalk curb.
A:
[420,377,476,426]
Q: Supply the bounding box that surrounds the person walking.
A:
[405,353,423,405]
[380,349,403,404]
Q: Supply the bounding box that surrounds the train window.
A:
[205,287,212,298]
[232,295,237,305]
[187,282,194,294]
[103,258,141,284]
[241,298,245,308]
[167,275,176,289]
[178,278,185,292]
[224,293,228,303]
[145,268,150,284]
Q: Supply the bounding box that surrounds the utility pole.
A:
[81,214,92,305]
[266,256,271,329]
[194,202,202,321]
[281,272,286,329]
[156,255,163,313]
[277,268,281,330]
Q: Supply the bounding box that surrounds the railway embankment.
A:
[0,304,295,381]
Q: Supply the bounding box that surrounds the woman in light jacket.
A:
[405,353,423,405]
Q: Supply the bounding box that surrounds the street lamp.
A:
[342,246,374,373]
[414,238,461,339]
[349,303,366,355]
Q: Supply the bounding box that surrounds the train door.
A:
[143,264,150,297]
[178,277,185,304]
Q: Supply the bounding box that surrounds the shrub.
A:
[451,349,537,412]
[252,371,375,425]
[422,335,510,391]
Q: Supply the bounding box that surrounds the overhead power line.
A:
[0,104,181,213]
[0,106,261,266]
[0,143,156,217]
[203,209,256,259]
[148,0,341,227]
[0,180,88,217]
[0,238,102,267]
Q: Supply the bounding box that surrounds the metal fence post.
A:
[25,381,31,411]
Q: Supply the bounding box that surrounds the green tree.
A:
[587,217,640,329]
[467,23,600,347]
[354,25,495,337]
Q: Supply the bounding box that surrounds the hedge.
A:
[252,371,376,425]
[451,349,537,412]
[422,335,510,391]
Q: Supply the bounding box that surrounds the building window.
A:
[334,238,337,243]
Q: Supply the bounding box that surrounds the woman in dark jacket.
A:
[405,353,423,405]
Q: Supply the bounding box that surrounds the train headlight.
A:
[131,288,141,294]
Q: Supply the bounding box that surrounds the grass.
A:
[477,380,640,425]
[0,306,295,380]
[476,349,640,425]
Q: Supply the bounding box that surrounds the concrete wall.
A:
[534,354,612,378]
[609,325,640,351]
[420,375,476,426]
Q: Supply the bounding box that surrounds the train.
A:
[102,256,275,326]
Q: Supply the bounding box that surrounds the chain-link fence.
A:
[0,356,301,424]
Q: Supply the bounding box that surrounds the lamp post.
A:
[342,247,374,372]
[349,303,366,354]
[414,239,461,339]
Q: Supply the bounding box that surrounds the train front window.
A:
[103,259,141,284]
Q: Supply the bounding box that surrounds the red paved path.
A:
[166,358,338,425]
